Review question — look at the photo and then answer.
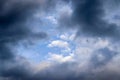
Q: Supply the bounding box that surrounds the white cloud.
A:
[48,53,74,63]
[60,33,75,41]
[48,40,71,53]
[48,40,69,49]
[60,34,69,40]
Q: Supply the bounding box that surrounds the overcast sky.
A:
[0,0,120,80]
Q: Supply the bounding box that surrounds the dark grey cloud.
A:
[105,0,120,9]
[0,0,49,79]
[59,0,120,40]
[0,0,48,60]
[0,57,30,80]
[113,15,120,20]
[91,48,118,67]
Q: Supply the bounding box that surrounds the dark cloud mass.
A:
[91,48,118,67]
[0,0,47,79]
[0,0,120,80]
[59,0,120,39]
[74,0,120,38]
[0,0,48,60]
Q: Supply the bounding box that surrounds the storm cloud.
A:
[58,0,120,40]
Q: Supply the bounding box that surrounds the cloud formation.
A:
[0,0,48,79]
[0,0,120,80]
[59,0,120,40]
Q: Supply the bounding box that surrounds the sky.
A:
[0,0,120,80]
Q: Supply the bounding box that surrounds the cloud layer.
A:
[0,0,120,80]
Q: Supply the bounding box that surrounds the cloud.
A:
[0,56,35,80]
[0,0,50,79]
[48,39,71,53]
[90,48,118,67]
[28,46,120,80]
[0,0,120,80]
[46,16,57,24]
[0,0,49,60]
[58,0,120,40]
[1,39,120,80]
[29,37,120,80]
[60,33,76,41]
[48,53,74,63]
[48,40,69,49]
